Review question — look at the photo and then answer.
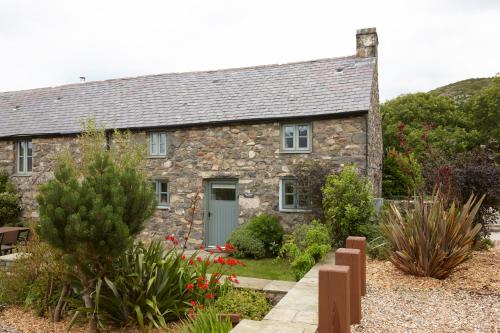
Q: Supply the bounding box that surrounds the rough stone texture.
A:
[1,116,375,246]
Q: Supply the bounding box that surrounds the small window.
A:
[281,124,311,152]
[17,139,32,174]
[150,132,167,156]
[152,180,170,208]
[280,178,311,211]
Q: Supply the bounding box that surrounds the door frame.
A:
[204,178,239,248]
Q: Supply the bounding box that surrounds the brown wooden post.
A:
[318,265,351,333]
[335,248,361,324]
[346,236,367,296]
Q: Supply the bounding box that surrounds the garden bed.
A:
[207,258,296,282]
[353,248,500,332]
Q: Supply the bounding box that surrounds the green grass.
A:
[209,258,296,281]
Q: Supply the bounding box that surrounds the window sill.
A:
[147,155,167,159]
[156,206,171,210]
[12,173,32,177]
[279,208,313,213]
[279,150,312,154]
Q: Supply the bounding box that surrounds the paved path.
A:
[232,252,336,333]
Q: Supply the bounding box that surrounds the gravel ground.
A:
[353,248,500,333]
[0,324,20,333]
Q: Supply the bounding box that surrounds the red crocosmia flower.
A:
[224,243,231,253]
[231,273,237,278]
[214,279,219,284]
[206,293,215,299]
[189,259,194,265]
[217,256,225,265]
[199,244,205,250]
[198,304,204,310]
[198,283,208,290]
[205,259,210,266]
[186,283,194,291]
[190,300,196,307]
[198,276,205,282]
[234,279,240,284]
[216,245,223,252]
[213,272,219,277]
[210,250,215,255]
[181,255,186,260]
[197,256,202,262]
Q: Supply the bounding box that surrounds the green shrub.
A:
[0,170,21,227]
[382,190,484,279]
[382,148,424,198]
[322,165,375,246]
[214,289,272,320]
[366,237,391,260]
[245,214,284,256]
[179,307,233,333]
[279,220,331,280]
[229,225,266,259]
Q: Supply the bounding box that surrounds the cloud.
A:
[0,0,498,100]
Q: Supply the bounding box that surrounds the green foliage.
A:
[322,165,375,246]
[381,92,479,157]
[36,121,156,329]
[461,76,500,147]
[229,225,266,259]
[179,307,232,333]
[245,214,284,256]
[431,77,495,101]
[214,289,272,320]
[381,190,484,279]
[382,148,424,198]
[0,170,21,226]
[279,220,331,280]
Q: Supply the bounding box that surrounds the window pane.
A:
[160,182,168,193]
[150,134,158,154]
[298,125,308,137]
[284,181,295,194]
[159,133,167,155]
[27,156,32,172]
[297,194,310,209]
[285,137,294,148]
[284,126,294,137]
[27,140,32,156]
[18,156,24,172]
[19,141,25,158]
[160,193,169,205]
[212,188,236,201]
[298,137,308,148]
[285,194,295,206]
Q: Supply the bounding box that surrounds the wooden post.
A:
[318,265,351,333]
[335,248,361,324]
[346,236,367,296]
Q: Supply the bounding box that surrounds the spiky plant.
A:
[381,190,484,279]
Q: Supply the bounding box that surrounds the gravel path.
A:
[0,324,21,333]
[353,285,500,333]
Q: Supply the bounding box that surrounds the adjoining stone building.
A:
[0,28,382,247]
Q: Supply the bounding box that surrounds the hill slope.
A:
[430,77,494,102]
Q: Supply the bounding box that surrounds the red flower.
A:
[197,283,208,290]
[196,256,202,262]
[190,300,196,307]
[205,293,215,299]
[181,255,186,260]
[217,256,225,265]
[213,272,219,277]
[189,259,194,265]
[199,244,205,250]
[216,245,223,252]
[186,283,194,291]
[225,243,232,253]
[198,276,205,282]
[205,259,211,266]
[210,249,215,255]
[166,234,179,246]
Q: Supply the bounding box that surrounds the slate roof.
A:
[0,56,375,138]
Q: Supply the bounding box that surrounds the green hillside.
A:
[430,77,494,102]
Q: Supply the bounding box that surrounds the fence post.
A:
[318,265,351,333]
[335,248,361,324]
[346,236,367,296]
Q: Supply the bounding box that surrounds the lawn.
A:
[209,257,296,281]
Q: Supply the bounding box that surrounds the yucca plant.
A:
[178,307,233,333]
[381,189,484,279]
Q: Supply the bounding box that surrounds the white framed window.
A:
[152,180,170,208]
[279,177,311,211]
[149,132,167,156]
[17,139,32,175]
[281,123,311,152]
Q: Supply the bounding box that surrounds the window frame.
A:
[280,123,312,153]
[152,180,170,209]
[149,132,168,156]
[16,138,32,175]
[279,177,312,212]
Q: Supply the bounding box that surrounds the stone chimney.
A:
[356,28,378,58]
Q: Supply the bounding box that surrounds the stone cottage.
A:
[0,28,382,247]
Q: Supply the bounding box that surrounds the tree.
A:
[382,148,424,198]
[37,122,156,333]
[322,165,374,246]
[0,170,21,226]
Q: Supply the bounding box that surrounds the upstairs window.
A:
[152,180,170,208]
[281,123,311,152]
[280,177,311,211]
[150,132,167,156]
[17,139,32,174]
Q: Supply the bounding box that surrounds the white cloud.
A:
[0,0,498,100]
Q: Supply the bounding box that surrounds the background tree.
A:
[37,122,156,333]
[0,170,22,226]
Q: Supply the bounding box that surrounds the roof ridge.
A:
[0,55,361,95]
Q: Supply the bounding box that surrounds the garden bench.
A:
[0,227,30,255]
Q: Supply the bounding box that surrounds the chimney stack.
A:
[356,28,378,58]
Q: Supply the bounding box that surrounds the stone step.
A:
[231,319,316,333]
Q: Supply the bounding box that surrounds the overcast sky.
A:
[1,0,499,101]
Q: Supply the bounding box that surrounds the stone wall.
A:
[366,62,383,197]
[1,116,370,247]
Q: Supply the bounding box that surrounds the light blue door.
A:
[206,180,239,247]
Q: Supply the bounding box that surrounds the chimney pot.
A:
[356,27,378,58]
[79,76,86,83]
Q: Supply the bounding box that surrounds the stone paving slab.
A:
[231,319,317,333]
